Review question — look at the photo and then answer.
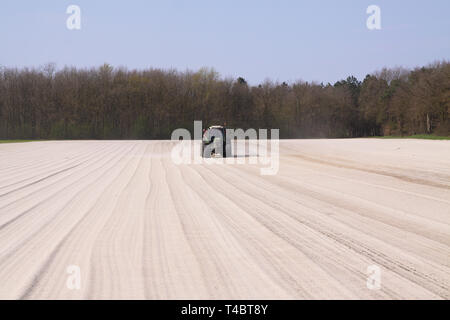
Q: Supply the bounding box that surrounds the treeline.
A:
[0,61,448,140]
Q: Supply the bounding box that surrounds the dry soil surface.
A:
[0,139,449,299]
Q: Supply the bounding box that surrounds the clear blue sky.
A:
[1,0,449,84]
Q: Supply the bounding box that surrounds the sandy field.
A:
[0,139,449,299]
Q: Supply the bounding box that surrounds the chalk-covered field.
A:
[0,139,449,299]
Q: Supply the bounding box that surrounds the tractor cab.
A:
[202,125,231,158]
